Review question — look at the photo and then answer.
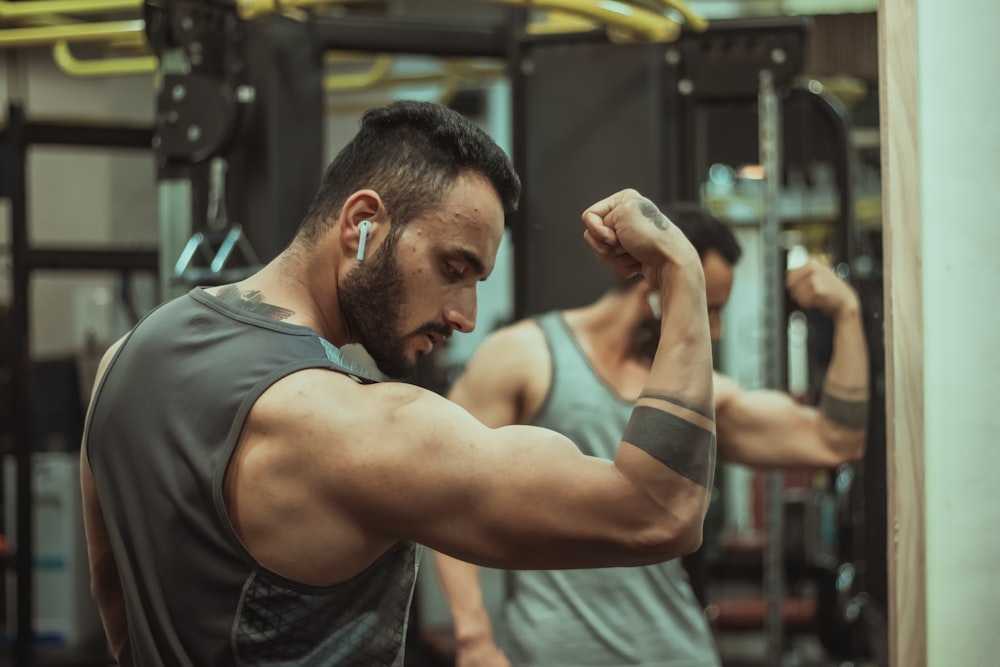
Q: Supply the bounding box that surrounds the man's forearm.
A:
[618,266,716,530]
[433,553,496,645]
[819,299,870,435]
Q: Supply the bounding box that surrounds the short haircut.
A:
[660,202,742,265]
[298,100,521,243]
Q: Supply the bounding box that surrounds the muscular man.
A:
[81,100,718,666]
[433,204,870,667]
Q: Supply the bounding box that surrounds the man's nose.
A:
[445,288,477,334]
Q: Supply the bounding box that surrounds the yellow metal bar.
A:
[241,0,680,42]
[324,54,505,93]
[52,39,156,76]
[364,67,505,92]
[527,10,601,35]
[0,0,141,19]
[481,0,681,42]
[239,0,347,21]
[0,19,144,48]
[324,54,393,92]
[656,0,708,32]
[326,73,462,115]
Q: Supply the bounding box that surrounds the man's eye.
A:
[447,264,464,280]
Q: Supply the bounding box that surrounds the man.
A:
[81,100,720,666]
[433,204,870,667]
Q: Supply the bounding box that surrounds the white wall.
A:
[916,1,1000,663]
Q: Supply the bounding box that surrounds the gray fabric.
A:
[84,288,419,666]
[500,312,720,667]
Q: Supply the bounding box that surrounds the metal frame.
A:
[1,103,155,666]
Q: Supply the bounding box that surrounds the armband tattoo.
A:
[819,390,869,430]
[638,391,715,420]
[622,405,716,487]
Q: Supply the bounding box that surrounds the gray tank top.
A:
[501,312,719,667]
[84,288,420,666]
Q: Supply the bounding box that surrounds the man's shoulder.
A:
[248,369,454,461]
[470,318,550,371]
[259,367,432,412]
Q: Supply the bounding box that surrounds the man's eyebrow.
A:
[454,249,489,280]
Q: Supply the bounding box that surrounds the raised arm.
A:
[236,190,715,580]
[716,259,870,468]
[364,189,713,566]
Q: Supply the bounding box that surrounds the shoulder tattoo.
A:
[215,286,295,321]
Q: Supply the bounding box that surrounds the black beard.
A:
[338,232,414,378]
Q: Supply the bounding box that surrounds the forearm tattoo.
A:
[215,286,294,321]
[639,201,672,231]
[623,405,716,488]
[819,388,869,430]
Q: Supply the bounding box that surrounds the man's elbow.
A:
[823,430,867,467]
[626,511,706,562]
[815,414,868,466]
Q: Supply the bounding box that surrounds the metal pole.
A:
[758,68,785,666]
[154,43,196,303]
[7,100,35,667]
[507,7,530,320]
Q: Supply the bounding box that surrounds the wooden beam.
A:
[878,1,925,665]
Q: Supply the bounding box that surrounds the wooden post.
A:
[879,0,925,664]
[880,1,1000,665]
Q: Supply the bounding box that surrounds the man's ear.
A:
[340,190,385,259]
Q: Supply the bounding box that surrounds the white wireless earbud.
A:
[647,292,662,320]
[356,220,372,260]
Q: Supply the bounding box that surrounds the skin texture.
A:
[81,185,720,664]
[434,248,870,667]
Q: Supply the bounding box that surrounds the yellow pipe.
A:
[326,72,462,115]
[0,0,140,18]
[241,0,680,42]
[656,0,708,32]
[52,39,156,76]
[324,55,505,93]
[324,53,393,92]
[0,20,144,48]
[239,0,345,21]
[527,10,601,36]
[475,0,681,42]
[363,68,504,92]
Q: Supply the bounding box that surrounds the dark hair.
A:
[660,202,742,264]
[298,100,520,242]
[611,202,741,291]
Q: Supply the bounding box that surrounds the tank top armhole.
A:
[528,313,561,426]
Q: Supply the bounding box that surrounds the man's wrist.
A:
[833,292,861,322]
[453,608,494,645]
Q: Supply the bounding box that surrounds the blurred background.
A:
[0,1,994,666]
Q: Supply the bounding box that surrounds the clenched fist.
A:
[581,189,702,291]
[787,259,860,320]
